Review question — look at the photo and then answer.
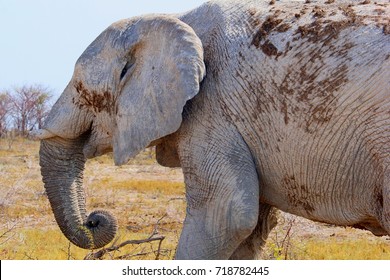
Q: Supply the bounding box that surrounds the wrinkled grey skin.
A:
[36,0,389,259]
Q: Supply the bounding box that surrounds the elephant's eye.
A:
[120,60,134,81]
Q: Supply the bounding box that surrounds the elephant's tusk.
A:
[30,129,56,140]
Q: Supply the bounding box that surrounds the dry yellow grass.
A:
[263,219,390,260]
[0,138,185,260]
[1,138,389,260]
[299,239,390,260]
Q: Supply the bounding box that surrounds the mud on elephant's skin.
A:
[34,0,390,259]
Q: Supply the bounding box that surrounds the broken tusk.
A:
[30,129,56,140]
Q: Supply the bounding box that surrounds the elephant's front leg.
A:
[175,124,260,259]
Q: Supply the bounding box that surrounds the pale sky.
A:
[0,0,208,98]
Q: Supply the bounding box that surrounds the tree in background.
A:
[0,92,11,137]
[0,85,52,137]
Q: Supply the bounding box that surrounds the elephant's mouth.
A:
[82,128,114,159]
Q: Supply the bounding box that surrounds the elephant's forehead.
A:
[108,16,146,32]
[78,41,113,65]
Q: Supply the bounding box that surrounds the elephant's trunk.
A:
[39,136,117,249]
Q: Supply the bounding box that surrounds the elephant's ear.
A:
[112,16,205,165]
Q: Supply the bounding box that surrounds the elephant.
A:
[34,0,389,259]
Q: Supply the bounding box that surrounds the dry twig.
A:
[84,214,167,260]
[0,222,18,246]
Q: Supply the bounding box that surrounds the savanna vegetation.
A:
[0,138,389,260]
[0,85,52,138]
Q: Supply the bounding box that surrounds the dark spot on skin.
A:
[283,175,315,214]
[307,104,334,129]
[302,201,315,213]
[296,25,311,38]
[273,10,282,17]
[383,24,390,35]
[251,13,283,57]
[248,8,256,17]
[313,6,326,18]
[247,0,387,132]
[261,40,279,56]
[283,175,296,188]
[263,16,283,34]
[251,14,283,47]
[276,23,291,32]
[281,100,289,125]
[339,5,357,23]
[279,76,295,97]
[258,15,282,37]
[74,81,115,114]
[253,0,387,47]
[279,27,351,131]
[375,2,388,7]
[295,20,348,45]
[269,0,275,5]
[305,0,311,4]
[251,31,262,48]
[374,8,385,15]
[293,1,390,44]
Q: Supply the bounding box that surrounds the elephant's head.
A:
[36,15,205,249]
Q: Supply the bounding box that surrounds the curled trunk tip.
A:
[84,210,118,249]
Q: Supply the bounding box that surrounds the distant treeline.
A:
[0,85,52,138]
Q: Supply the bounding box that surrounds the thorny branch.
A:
[281,217,296,260]
[84,215,167,260]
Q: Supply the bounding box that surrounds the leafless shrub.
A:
[8,85,52,136]
[5,130,17,150]
[264,214,298,260]
[0,92,11,137]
